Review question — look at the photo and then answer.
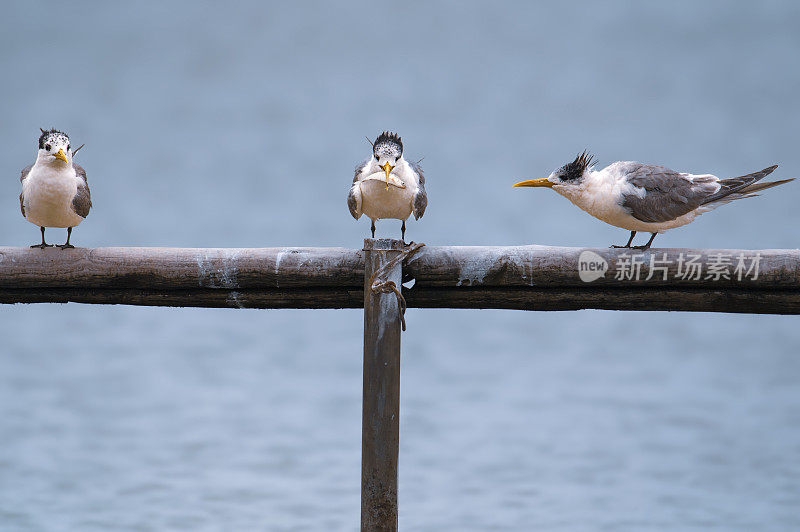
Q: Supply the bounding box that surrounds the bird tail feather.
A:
[737,178,794,195]
[700,165,791,206]
[695,166,793,214]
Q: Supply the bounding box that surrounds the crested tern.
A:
[514,152,793,249]
[348,131,427,242]
[19,129,92,249]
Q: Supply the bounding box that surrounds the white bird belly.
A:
[23,171,84,228]
[592,205,698,233]
[359,173,415,221]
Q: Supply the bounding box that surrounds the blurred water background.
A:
[1,1,800,530]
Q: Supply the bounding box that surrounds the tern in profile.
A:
[514,152,792,249]
[348,131,427,243]
[19,129,92,248]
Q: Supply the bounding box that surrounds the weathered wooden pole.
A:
[361,238,404,531]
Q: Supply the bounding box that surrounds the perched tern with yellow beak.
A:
[348,131,427,242]
[19,129,92,248]
[514,152,793,249]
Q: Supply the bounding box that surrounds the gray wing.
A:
[347,185,360,219]
[347,159,370,219]
[620,163,718,223]
[354,158,370,183]
[71,163,92,218]
[409,161,427,220]
[20,164,32,183]
[19,164,32,217]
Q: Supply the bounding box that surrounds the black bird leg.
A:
[59,227,75,249]
[401,220,406,244]
[371,219,376,238]
[632,233,658,251]
[612,231,637,248]
[30,227,52,249]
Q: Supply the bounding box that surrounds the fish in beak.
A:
[513,178,554,188]
[380,162,394,190]
[54,149,69,164]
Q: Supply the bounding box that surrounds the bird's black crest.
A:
[559,150,594,181]
[373,131,403,159]
[38,128,69,149]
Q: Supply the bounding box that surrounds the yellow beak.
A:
[513,178,554,188]
[380,162,394,189]
[54,149,69,164]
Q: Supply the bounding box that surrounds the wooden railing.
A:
[2,244,798,313]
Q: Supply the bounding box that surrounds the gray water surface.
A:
[2,2,800,530]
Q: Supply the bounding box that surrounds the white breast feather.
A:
[22,164,85,228]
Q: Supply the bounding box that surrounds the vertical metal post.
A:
[361,238,404,532]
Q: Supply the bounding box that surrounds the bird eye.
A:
[45,144,51,151]
[67,145,70,151]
